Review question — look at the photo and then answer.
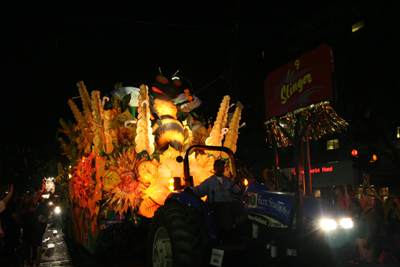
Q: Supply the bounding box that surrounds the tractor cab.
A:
[176,145,248,243]
[148,145,354,267]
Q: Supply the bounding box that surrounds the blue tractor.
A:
[147,145,354,267]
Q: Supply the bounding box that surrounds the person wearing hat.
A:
[189,159,241,203]
[186,160,242,242]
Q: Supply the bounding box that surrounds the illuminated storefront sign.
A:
[264,44,334,120]
[293,166,333,175]
[281,161,354,188]
[311,166,333,173]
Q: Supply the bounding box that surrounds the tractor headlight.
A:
[340,218,353,229]
[320,219,337,230]
[319,217,353,231]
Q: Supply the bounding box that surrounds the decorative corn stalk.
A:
[68,99,88,136]
[205,95,230,157]
[59,118,70,133]
[58,137,71,160]
[91,91,104,154]
[135,84,154,155]
[222,106,242,158]
[77,81,93,125]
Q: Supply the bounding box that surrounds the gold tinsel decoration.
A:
[265,101,349,147]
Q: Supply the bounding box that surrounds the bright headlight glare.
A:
[55,206,61,214]
[340,218,353,229]
[320,219,337,230]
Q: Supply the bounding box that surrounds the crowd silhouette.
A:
[1,182,400,266]
[1,186,52,267]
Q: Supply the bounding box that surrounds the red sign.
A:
[293,166,333,174]
[264,44,334,120]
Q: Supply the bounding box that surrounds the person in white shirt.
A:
[191,160,241,203]
[189,160,242,242]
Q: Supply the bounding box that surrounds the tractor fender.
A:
[166,191,216,243]
[167,191,202,207]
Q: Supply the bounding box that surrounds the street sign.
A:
[264,44,334,120]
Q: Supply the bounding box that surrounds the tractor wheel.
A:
[147,201,208,267]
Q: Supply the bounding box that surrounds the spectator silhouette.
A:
[355,195,381,263]
[0,185,14,236]
[335,186,349,214]
[2,191,23,263]
[15,192,43,267]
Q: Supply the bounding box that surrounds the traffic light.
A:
[367,151,380,168]
[351,147,380,169]
[351,149,360,169]
[369,153,378,163]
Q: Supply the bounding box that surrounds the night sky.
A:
[1,1,331,177]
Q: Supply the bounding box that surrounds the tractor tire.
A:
[147,200,208,267]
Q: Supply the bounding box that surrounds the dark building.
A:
[267,0,400,201]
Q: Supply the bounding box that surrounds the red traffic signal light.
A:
[351,149,358,157]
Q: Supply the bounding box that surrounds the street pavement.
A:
[39,221,98,267]
[1,214,397,267]
[0,214,146,267]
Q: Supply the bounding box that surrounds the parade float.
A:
[55,72,244,255]
[143,46,354,267]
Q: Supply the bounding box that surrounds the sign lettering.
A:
[293,166,333,174]
[257,196,287,214]
[265,44,334,120]
[280,72,313,104]
[248,214,271,226]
